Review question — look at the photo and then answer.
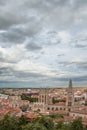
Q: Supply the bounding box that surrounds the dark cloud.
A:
[58,60,87,71]
[74,0,87,8]
[0,67,13,76]
[0,30,25,44]
[50,75,87,82]
[71,75,87,82]
[26,43,42,51]
[13,71,46,79]
[0,21,42,46]
[0,0,87,46]
[71,34,87,49]
[0,13,23,30]
[57,54,65,57]
[0,66,49,82]
[58,61,74,66]
[0,0,87,30]
[75,44,87,48]
[77,62,87,69]
[0,0,7,5]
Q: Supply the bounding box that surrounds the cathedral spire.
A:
[66,79,74,111]
[68,79,73,93]
[69,79,72,88]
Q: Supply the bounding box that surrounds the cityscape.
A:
[0,0,87,130]
[0,80,87,127]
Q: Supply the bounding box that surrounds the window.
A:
[48,107,50,110]
[68,108,71,112]
[52,107,54,110]
[60,108,62,110]
[56,108,58,110]
[68,102,72,106]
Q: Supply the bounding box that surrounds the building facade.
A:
[30,80,87,122]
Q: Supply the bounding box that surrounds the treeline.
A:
[0,114,87,130]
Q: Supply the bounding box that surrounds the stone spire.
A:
[66,79,74,111]
[68,79,73,93]
[69,79,72,88]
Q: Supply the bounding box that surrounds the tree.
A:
[23,122,47,130]
[55,120,71,130]
[19,115,28,126]
[0,114,21,130]
[37,115,54,130]
[71,117,83,130]
[49,114,64,119]
[21,94,38,102]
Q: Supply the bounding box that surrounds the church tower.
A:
[66,79,74,111]
[38,88,48,104]
[38,88,52,104]
[85,89,87,105]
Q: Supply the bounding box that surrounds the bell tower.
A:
[85,89,87,105]
[66,80,74,111]
[38,88,52,104]
[38,88,48,104]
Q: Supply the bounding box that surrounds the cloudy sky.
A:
[0,0,87,88]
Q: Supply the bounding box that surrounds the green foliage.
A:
[18,115,28,126]
[71,117,83,130]
[0,114,85,130]
[0,115,21,130]
[55,120,64,129]
[23,122,47,130]
[52,98,65,104]
[37,115,54,130]
[49,114,64,119]
[21,94,38,102]
[55,120,71,130]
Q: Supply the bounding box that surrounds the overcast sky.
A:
[0,0,87,88]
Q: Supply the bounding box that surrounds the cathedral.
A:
[30,80,87,121]
[8,80,87,121]
[31,80,74,114]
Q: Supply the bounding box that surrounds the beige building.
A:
[31,80,73,113]
[30,80,87,122]
[8,80,87,122]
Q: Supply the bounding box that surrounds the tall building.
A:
[31,88,53,112]
[38,88,52,104]
[38,88,48,104]
[66,79,74,111]
[85,89,87,105]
